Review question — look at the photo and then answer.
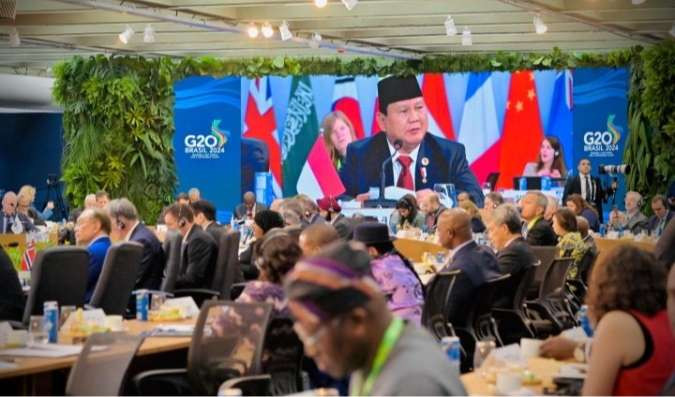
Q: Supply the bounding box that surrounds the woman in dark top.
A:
[566,193,600,232]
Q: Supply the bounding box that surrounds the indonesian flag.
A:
[244,77,282,198]
[497,70,545,189]
[296,136,346,200]
[21,240,36,271]
[332,77,366,139]
[422,73,456,140]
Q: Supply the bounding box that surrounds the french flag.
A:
[332,77,366,139]
[296,137,346,200]
[422,73,455,140]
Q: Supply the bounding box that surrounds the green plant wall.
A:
[52,44,674,221]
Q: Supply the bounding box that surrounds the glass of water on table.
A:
[28,315,48,345]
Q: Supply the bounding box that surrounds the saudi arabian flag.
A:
[282,76,319,196]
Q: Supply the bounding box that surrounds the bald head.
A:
[299,223,340,256]
[437,208,473,250]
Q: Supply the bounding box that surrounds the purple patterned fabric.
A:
[236,280,290,318]
[370,253,424,324]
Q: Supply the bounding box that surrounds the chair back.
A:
[89,242,143,315]
[262,317,304,395]
[66,331,144,396]
[511,262,539,311]
[219,375,272,396]
[473,274,511,325]
[577,248,597,284]
[212,232,242,299]
[421,269,461,340]
[187,300,273,395]
[539,257,574,298]
[530,246,557,283]
[160,231,182,292]
[23,246,89,324]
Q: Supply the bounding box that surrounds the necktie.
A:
[397,155,414,191]
[585,176,591,201]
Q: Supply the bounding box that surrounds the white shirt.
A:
[579,173,594,202]
[124,221,140,242]
[387,139,420,191]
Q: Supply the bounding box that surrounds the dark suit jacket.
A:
[1,211,37,234]
[0,247,24,321]
[175,225,218,289]
[494,237,537,308]
[526,218,557,247]
[85,236,112,302]
[129,223,165,290]
[206,222,226,243]
[647,211,674,236]
[234,202,267,221]
[339,132,484,207]
[442,241,501,325]
[655,217,675,270]
[562,174,611,222]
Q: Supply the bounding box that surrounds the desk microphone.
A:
[379,139,403,203]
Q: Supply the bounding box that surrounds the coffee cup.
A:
[520,338,542,360]
[496,371,522,395]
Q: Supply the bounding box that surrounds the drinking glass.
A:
[474,339,497,371]
[60,305,76,328]
[28,316,48,345]
[151,293,166,311]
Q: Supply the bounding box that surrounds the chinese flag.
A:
[497,70,544,189]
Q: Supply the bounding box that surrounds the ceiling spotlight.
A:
[309,32,322,49]
[261,22,274,38]
[533,13,548,34]
[8,27,20,47]
[461,27,472,46]
[341,0,358,10]
[444,15,457,36]
[279,20,293,41]
[118,25,135,44]
[631,0,647,4]
[247,23,259,38]
[670,22,675,37]
[143,24,155,43]
[314,0,328,8]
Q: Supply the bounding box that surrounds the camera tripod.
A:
[44,176,69,221]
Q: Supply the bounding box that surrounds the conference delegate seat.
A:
[22,246,89,325]
[160,231,182,293]
[421,269,462,341]
[172,231,242,306]
[491,262,541,345]
[219,375,273,396]
[566,249,598,307]
[524,257,576,337]
[527,246,557,299]
[88,242,143,315]
[66,331,144,396]
[262,317,305,395]
[134,301,273,396]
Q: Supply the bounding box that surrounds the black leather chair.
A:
[421,269,462,341]
[219,375,273,396]
[160,231,182,293]
[492,263,540,345]
[527,246,557,299]
[525,257,576,337]
[134,301,273,396]
[89,242,143,315]
[23,246,89,324]
[262,317,305,395]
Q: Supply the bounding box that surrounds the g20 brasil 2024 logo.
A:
[184,120,230,159]
[583,114,622,158]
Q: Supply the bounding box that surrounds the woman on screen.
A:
[522,135,567,178]
[321,111,356,171]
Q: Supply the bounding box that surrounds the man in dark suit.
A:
[339,76,484,206]
[655,217,675,270]
[75,208,112,302]
[520,191,557,246]
[437,209,501,325]
[562,158,615,223]
[1,191,36,234]
[0,246,25,321]
[486,203,537,309]
[163,203,217,289]
[234,191,267,224]
[647,195,673,237]
[108,198,165,291]
[191,199,226,243]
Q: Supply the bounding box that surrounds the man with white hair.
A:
[519,191,557,246]
[188,187,200,203]
[108,198,165,290]
[1,191,36,234]
[609,191,648,234]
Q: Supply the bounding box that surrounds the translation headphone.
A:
[178,205,187,228]
[554,150,560,157]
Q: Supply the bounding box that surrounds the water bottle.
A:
[44,301,59,343]
[518,177,527,191]
[442,336,461,377]
[577,305,593,337]
[136,290,149,321]
[541,176,551,191]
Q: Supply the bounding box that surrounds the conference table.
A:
[0,318,195,395]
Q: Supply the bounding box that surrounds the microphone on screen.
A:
[379,139,404,203]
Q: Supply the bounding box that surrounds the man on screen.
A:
[339,76,483,206]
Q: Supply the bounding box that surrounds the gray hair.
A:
[188,187,200,198]
[491,204,523,234]
[107,198,138,221]
[527,191,549,210]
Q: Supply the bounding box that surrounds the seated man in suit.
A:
[163,203,217,289]
[75,208,112,302]
[234,191,267,224]
[520,191,557,246]
[647,195,673,237]
[486,204,537,309]
[339,76,484,206]
[420,192,445,234]
[1,191,36,234]
[108,198,165,291]
[437,209,501,326]
[191,199,226,243]
[608,191,649,234]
